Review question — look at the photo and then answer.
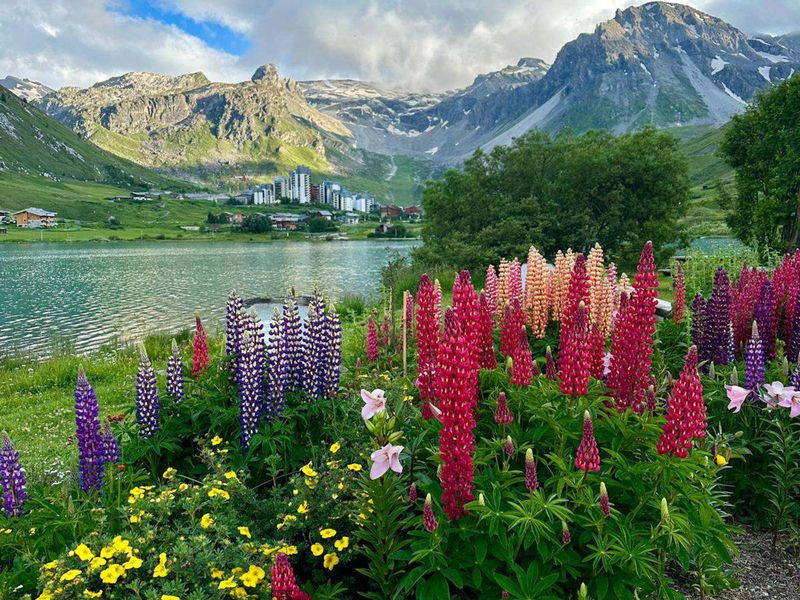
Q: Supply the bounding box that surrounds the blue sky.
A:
[112,0,251,56]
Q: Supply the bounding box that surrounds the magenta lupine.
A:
[74,367,104,491]
[367,317,379,362]
[0,433,27,517]
[166,339,184,403]
[504,436,515,457]
[524,448,539,492]
[136,343,160,438]
[423,493,438,532]
[545,346,557,380]
[755,280,777,359]
[416,274,441,407]
[404,290,414,334]
[745,322,765,392]
[599,481,610,517]
[238,330,263,450]
[282,297,304,391]
[494,392,513,425]
[265,310,289,417]
[575,411,600,472]
[561,521,571,545]
[409,482,418,502]
[99,421,121,465]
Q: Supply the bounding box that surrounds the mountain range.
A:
[2,2,799,185]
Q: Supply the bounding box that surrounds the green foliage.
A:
[240,214,273,234]
[720,75,800,251]
[308,217,338,233]
[681,246,766,297]
[417,128,690,270]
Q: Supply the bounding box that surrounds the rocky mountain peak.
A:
[251,64,280,83]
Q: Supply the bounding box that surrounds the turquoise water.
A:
[0,240,417,356]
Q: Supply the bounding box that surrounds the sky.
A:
[1,0,799,93]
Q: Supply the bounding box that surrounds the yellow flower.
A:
[74,544,94,562]
[99,564,126,584]
[211,568,225,579]
[89,557,107,570]
[715,454,728,466]
[162,596,181,600]
[208,488,230,500]
[334,537,349,551]
[162,467,177,480]
[320,528,337,539]
[43,560,59,570]
[231,590,248,599]
[337,482,344,490]
[111,536,132,555]
[224,471,239,482]
[36,591,54,600]
[122,555,142,570]
[238,526,252,539]
[128,487,145,503]
[178,483,189,492]
[239,564,265,588]
[130,510,144,524]
[346,464,362,472]
[60,569,82,582]
[297,501,309,514]
[304,477,316,489]
[99,546,116,560]
[218,577,237,590]
[282,546,298,555]
[329,441,341,453]
[300,462,318,477]
[152,553,169,578]
[311,543,324,556]
[211,436,223,446]
[200,513,215,529]
[83,591,103,598]
[323,553,340,570]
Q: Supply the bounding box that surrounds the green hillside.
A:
[0,86,187,190]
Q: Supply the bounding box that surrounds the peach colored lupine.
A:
[497,259,511,316]
[524,246,550,338]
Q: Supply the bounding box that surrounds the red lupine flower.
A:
[453,270,482,392]
[560,254,590,340]
[673,262,686,324]
[366,317,379,362]
[531,357,540,378]
[545,346,557,380]
[504,436,515,457]
[270,553,308,600]
[525,448,539,492]
[404,290,414,334]
[599,481,610,517]
[500,299,525,358]
[477,292,497,369]
[416,274,441,405]
[423,493,438,532]
[510,326,534,387]
[192,315,209,376]
[561,521,571,545]
[575,410,600,472]
[559,301,591,396]
[588,323,606,380]
[657,346,706,458]
[494,392,513,424]
[607,241,659,414]
[409,482,418,502]
[436,310,476,520]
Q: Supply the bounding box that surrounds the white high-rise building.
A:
[290,166,312,204]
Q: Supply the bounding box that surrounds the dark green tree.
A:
[308,217,338,233]
[416,127,689,270]
[720,75,800,251]
[240,214,272,234]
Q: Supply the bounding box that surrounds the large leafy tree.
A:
[720,76,800,251]
[416,128,689,270]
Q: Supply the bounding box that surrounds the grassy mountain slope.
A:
[0,86,187,190]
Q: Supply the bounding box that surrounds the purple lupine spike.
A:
[166,339,184,403]
[691,293,707,360]
[702,269,732,366]
[100,421,121,464]
[237,330,263,450]
[265,309,289,418]
[243,309,266,411]
[226,289,245,371]
[136,343,160,438]
[0,433,27,517]
[74,366,104,491]
[303,296,330,401]
[282,296,303,391]
[787,294,800,366]
[326,303,342,397]
[726,323,736,364]
[791,354,800,388]
[745,322,765,392]
[755,280,776,360]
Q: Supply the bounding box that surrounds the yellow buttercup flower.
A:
[282,545,298,555]
[224,471,239,482]
[320,528,337,539]
[304,477,316,489]
[99,564,126,584]
[300,462,318,477]
[211,568,225,579]
[60,569,82,582]
[329,441,341,453]
[311,543,324,556]
[129,487,145,501]
[208,488,230,500]
[715,454,728,466]
[152,553,169,578]
[162,467,177,480]
[74,544,94,562]
[43,560,59,570]
[323,552,340,570]
[200,513,214,529]
[111,536,132,555]
[178,483,189,492]
[122,555,142,570]
[334,537,349,551]
[238,526,251,539]
[162,596,181,600]
[297,501,309,514]
[211,436,223,446]
[346,464,362,472]
[83,590,103,598]
[218,577,237,590]
[36,592,53,600]
[99,546,116,560]
[89,557,107,570]
[239,564,265,588]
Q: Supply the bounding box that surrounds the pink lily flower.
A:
[762,381,795,408]
[725,385,750,413]
[777,393,800,418]
[369,443,404,479]
[426,402,442,421]
[360,388,387,420]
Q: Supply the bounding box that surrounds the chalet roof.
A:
[14,207,56,217]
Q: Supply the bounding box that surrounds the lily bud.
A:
[478,492,485,506]
[730,365,739,386]
[708,361,716,379]
[578,583,588,600]
[782,356,789,378]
